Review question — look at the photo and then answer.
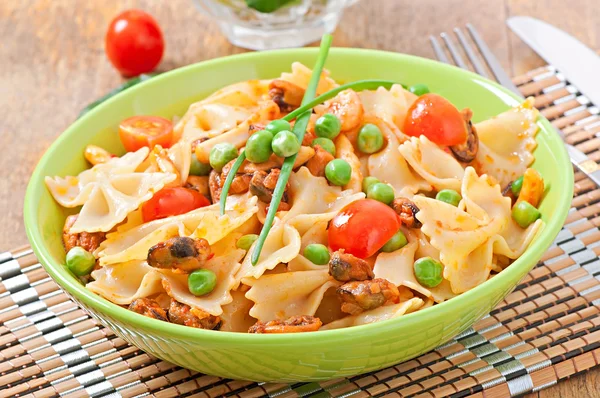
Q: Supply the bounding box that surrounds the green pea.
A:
[66,246,96,277]
[436,189,462,207]
[380,230,408,252]
[325,159,352,186]
[362,176,380,194]
[189,153,212,176]
[304,243,331,265]
[314,114,342,140]
[414,257,443,288]
[409,83,430,96]
[511,176,524,196]
[311,137,336,156]
[236,234,258,250]
[512,201,541,228]
[265,119,292,136]
[188,269,217,296]
[209,142,238,172]
[272,130,301,158]
[245,130,273,163]
[357,124,384,154]
[367,182,395,205]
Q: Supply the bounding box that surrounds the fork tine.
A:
[453,28,489,78]
[441,33,468,70]
[429,36,450,64]
[466,23,521,96]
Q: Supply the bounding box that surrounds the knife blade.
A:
[507,16,600,107]
[507,16,600,187]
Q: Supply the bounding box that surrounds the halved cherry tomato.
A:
[105,9,164,77]
[403,93,468,146]
[119,116,173,152]
[328,199,401,259]
[142,187,210,222]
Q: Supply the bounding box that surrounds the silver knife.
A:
[507,16,600,107]
[507,16,600,187]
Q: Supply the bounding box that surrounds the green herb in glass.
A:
[245,0,296,13]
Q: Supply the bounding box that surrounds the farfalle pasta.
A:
[46,63,546,333]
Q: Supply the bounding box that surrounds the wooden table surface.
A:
[1,0,599,396]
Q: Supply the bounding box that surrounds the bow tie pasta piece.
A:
[176,103,255,143]
[235,223,301,284]
[413,167,514,294]
[97,195,258,266]
[45,147,176,233]
[194,100,280,163]
[243,269,341,322]
[279,62,338,94]
[334,134,363,193]
[472,98,539,187]
[358,84,417,131]
[320,297,424,330]
[87,260,163,305]
[288,214,331,272]
[373,229,457,303]
[219,290,256,332]
[399,135,465,192]
[282,167,365,222]
[368,119,431,196]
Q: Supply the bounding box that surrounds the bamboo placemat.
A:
[2,66,600,398]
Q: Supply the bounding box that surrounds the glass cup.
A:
[192,0,359,50]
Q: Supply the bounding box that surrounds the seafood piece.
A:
[322,89,364,132]
[450,109,479,163]
[128,298,169,321]
[337,278,400,315]
[168,300,221,330]
[307,145,335,177]
[329,250,373,282]
[63,214,106,253]
[249,169,290,205]
[248,315,322,333]
[391,197,421,228]
[269,79,305,113]
[147,237,212,273]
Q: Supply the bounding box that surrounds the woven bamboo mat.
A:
[2,66,600,398]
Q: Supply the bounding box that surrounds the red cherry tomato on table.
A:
[119,116,173,152]
[328,199,402,259]
[403,93,468,146]
[105,9,164,77]
[142,187,210,222]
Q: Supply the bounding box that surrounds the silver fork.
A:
[429,24,600,188]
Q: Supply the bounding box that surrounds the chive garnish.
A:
[218,79,398,215]
[250,34,333,264]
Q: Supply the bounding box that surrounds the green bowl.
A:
[24,48,573,382]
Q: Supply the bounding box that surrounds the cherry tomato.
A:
[105,9,164,77]
[403,93,468,146]
[119,116,173,152]
[328,199,401,259]
[142,187,210,222]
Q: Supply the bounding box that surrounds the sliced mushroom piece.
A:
[329,250,374,282]
[269,79,305,113]
[248,315,322,333]
[337,278,400,315]
[168,299,221,330]
[450,108,479,163]
[391,197,421,228]
[147,237,212,273]
[128,298,169,322]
